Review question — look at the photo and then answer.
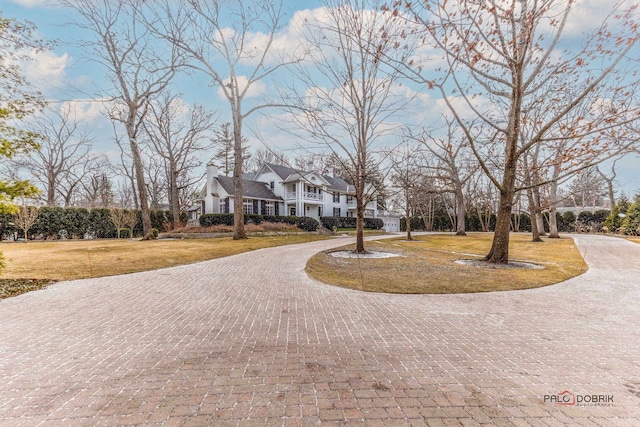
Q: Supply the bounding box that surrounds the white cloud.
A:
[563,0,638,35]
[58,98,109,123]
[21,49,69,91]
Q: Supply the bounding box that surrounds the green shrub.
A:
[621,196,640,235]
[363,218,384,230]
[88,208,117,238]
[32,206,68,238]
[319,216,339,229]
[296,217,319,232]
[261,215,298,225]
[200,214,235,227]
[245,214,264,224]
[151,228,159,238]
[119,228,131,238]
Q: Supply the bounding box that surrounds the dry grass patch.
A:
[336,229,388,237]
[624,236,640,244]
[306,233,587,294]
[1,234,326,281]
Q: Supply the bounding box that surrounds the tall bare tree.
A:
[388,143,425,241]
[15,107,99,206]
[597,158,622,210]
[282,0,411,253]
[397,0,640,263]
[63,0,181,239]
[415,121,478,236]
[80,172,115,208]
[143,93,216,227]
[150,0,303,239]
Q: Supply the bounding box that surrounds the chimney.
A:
[207,163,219,179]
[306,160,314,171]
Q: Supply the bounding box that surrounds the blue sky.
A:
[3,0,640,200]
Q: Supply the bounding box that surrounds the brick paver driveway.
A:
[1,234,639,426]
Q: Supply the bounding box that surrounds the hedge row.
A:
[319,216,384,230]
[1,207,187,240]
[399,210,610,233]
[199,213,320,232]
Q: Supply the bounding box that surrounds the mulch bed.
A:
[0,279,55,300]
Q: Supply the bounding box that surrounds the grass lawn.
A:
[624,237,640,244]
[336,228,388,237]
[0,234,327,283]
[306,233,587,294]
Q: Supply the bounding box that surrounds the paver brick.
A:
[0,234,638,425]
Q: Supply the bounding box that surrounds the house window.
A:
[318,206,322,217]
[333,207,340,217]
[219,200,225,214]
[270,181,274,190]
[289,207,296,216]
[333,192,340,203]
[265,202,275,215]
[243,199,253,214]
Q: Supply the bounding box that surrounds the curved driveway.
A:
[0,234,639,426]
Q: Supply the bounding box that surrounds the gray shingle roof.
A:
[264,162,352,192]
[264,163,300,180]
[324,175,352,192]
[216,176,283,200]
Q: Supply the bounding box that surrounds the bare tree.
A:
[143,92,216,227]
[110,208,129,238]
[211,122,235,176]
[415,121,478,236]
[144,160,167,210]
[212,122,253,175]
[80,172,115,208]
[281,0,411,253]
[245,147,288,171]
[114,179,136,209]
[597,158,622,209]
[15,107,100,206]
[388,144,425,240]
[114,134,139,210]
[63,0,181,239]
[13,204,39,241]
[568,167,607,211]
[150,0,304,240]
[397,0,640,263]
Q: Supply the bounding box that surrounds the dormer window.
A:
[269,181,274,189]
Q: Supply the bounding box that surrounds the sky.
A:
[3,0,640,200]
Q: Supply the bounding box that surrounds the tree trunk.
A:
[526,187,543,242]
[454,181,466,236]
[129,135,153,239]
[548,175,560,238]
[485,189,514,263]
[485,112,520,263]
[47,176,56,206]
[354,163,366,254]
[533,186,546,236]
[406,209,412,241]
[232,114,246,240]
[170,161,180,229]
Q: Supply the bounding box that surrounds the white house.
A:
[188,163,378,223]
